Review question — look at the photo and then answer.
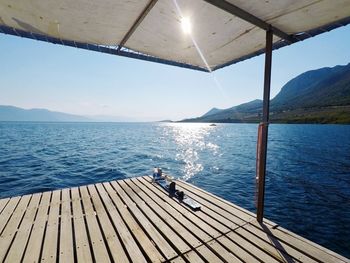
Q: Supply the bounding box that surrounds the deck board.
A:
[0,196,21,234]
[195,244,225,262]
[250,221,347,263]
[139,177,223,238]
[58,188,74,262]
[127,178,202,248]
[93,183,145,263]
[80,185,111,262]
[23,191,51,263]
[176,179,278,227]
[129,177,201,249]
[103,182,165,263]
[120,180,191,254]
[0,198,10,214]
[41,190,60,262]
[111,180,178,260]
[176,179,258,225]
[182,249,206,263]
[71,187,93,262]
[0,195,31,262]
[207,239,243,263]
[0,175,348,263]
[133,177,213,242]
[5,193,41,262]
[240,223,317,262]
[87,184,130,263]
[216,235,261,263]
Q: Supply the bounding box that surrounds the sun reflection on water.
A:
[164,123,219,181]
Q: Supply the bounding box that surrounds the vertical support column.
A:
[256,27,273,223]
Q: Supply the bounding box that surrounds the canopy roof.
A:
[0,0,350,72]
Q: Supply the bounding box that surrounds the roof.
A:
[0,0,350,72]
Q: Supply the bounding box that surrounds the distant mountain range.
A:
[0,105,140,122]
[0,106,92,122]
[181,63,350,124]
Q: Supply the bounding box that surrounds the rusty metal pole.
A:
[256,27,273,223]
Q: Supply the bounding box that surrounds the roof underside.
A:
[0,0,350,72]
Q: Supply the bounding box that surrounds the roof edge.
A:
[0,25,209,73]
[1,15,349,73]
[213,16,350,71]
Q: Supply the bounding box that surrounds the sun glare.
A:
[181,17,191,34]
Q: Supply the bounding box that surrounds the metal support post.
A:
[256,27,273,223]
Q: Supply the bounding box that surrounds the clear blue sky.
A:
[1,25,350,121]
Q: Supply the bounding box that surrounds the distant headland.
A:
[180,63,350,124]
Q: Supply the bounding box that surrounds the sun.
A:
[181,17,192,34]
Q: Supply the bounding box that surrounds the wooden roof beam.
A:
[117,0,159,52]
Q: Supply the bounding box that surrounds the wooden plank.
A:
[250,221,349,263]
[41,190,61,262]
[175,179,256,224]
[0,198,10,213]
[226,230,280,263]
[175,182,246,228]
[177,178,348,263]
[111,180,178,260]
[132,178,213,242]
[23,191,52,263]
[0,194,31,262]
[133,178,212,243]
[274,225,350,263]
[93,183,146,263]
[0,177,347,263]
[127,179,202,248]
[0,196,21,233]
[216,235,260,263]
[102,182,165,263]
[177,178,254,214]
[58,188,74,262]
[139,177,223,239]
[5,193,41,262]
[170,256,187,263]
[139,179,255,262]
[86,184,130,263]
[207,239,243,263]
[142,177,232,234]
[241,223,317,263]
[182,249,206,263]
[133,178,246,263]
[195,244,225,262]
[176,178,277,227]
[71,187,93,263]
[119,180,191,254]
[80,186,111,262]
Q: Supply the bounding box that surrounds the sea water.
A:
[0,122,349,257]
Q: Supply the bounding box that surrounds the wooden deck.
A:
[0,176,348,263]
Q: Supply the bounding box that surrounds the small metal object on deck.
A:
[0,176,348,262]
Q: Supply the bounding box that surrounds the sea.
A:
[0,122,349,258]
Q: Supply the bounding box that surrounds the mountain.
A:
[0,105,145,122]
[181,63,350,124]
[189,100,263,123]
[272,63,350,109]
[202,107,223,117]
[0,105,91,122]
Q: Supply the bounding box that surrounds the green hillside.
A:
[181,63,350,124]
